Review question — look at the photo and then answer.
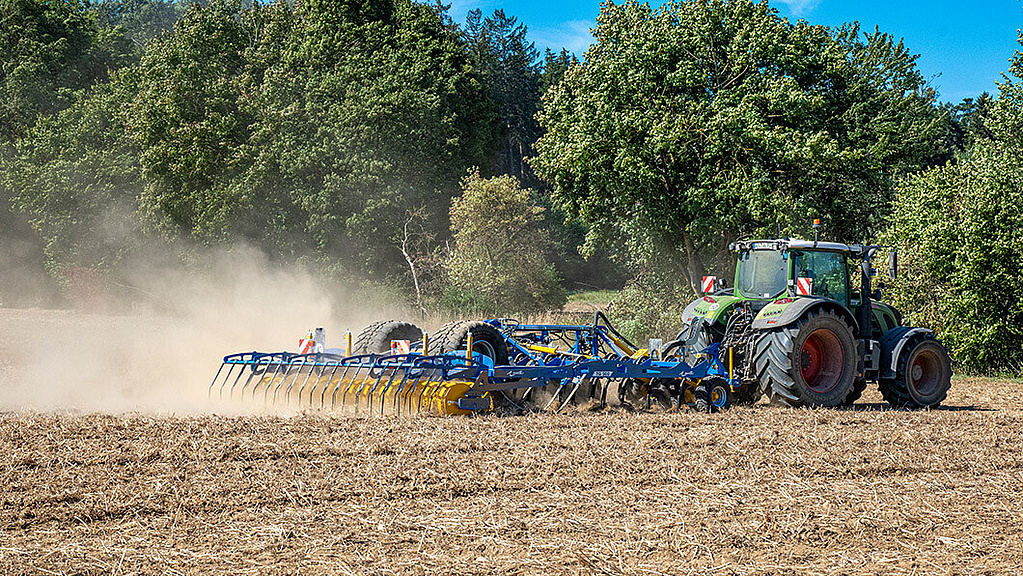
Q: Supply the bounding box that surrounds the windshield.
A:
[736,250,788,298]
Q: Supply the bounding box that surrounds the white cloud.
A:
[531,20,595,58]
[774,0,821,17]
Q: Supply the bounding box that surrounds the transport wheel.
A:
[432,320,510,365]
[693,378,732,413]
[753,309,857,407]
[353,320,423,354]
[879,337,951,408]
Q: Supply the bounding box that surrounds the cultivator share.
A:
[209,313,740,415]
[211,224,953,414]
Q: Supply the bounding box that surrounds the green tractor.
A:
[679,232,952,409]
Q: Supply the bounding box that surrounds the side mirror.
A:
[888,249,898,280]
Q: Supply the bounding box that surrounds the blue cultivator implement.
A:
[209,314,739,415]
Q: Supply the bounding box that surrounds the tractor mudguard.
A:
[879,326,934,380]
[752,296,859,334]
[681,294,742,326]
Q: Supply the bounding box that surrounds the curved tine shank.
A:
[271,357,297,404]
[343,362,376,410]
[319,361,343,408]
[543,380,568,412]
[209,362,229,400]
[295,356,318,405]
[239,355,272,399]
[259,357,287,402]
[371,365,403,414]
[284,356,313,404]
[330,363,354,409]
[309,355,343,407]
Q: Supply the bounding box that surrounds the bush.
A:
[443,171,566,316]
[883,143,1023,375]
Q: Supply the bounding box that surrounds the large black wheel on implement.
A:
[354,320,423,354]
[432,320,510,365]
[879,337,951,409]
[753,309,858,407]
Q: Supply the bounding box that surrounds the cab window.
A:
[792,251,848,305]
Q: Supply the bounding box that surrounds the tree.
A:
[462,9,540,179]
[883,35,1023,375]
[539,48,576,95]
[94,0,185,50]
[444,171,566,315]
[0,0,131,144]
[5,0,499,286]
[4,75,143,269]
[533,0,951,294]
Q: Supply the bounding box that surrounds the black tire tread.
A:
[753,309,855,408]
[353,320,423,355]
[878,335,951,409]
[432,320,510,366]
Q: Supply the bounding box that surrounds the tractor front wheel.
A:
[753,310,857,407]
[879,337,951,408]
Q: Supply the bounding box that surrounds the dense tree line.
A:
[0,0,1018,372]
[882,40,1023,375]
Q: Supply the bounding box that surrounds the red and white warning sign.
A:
[391,340,411,355]
[701,276,716,294]
[298,338,314,354]
[796,277,813,296]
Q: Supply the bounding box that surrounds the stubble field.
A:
[1,308,1022,575]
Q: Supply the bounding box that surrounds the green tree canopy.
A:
[5,0,499,283]
[884,35,1023,375]
[0,0,132,143]
[444,171,566,315]
[462,8,540,179]
[533,0,951,290]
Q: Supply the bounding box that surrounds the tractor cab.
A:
[730,239,853,309]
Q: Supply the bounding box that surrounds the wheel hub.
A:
[798,328,845,393]
[909,349,941,396]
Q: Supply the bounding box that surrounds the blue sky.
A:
[446,0,1023,104]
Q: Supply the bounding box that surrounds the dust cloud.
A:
[0,245,410,414]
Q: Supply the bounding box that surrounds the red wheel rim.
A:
[909,348,941,396]
[799,329,845,393]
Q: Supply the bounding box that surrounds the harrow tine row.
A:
[209,352,488,415]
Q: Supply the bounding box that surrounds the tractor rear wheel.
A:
[354,320,423,354]
[879,337,951,408]
[753,310,857,407]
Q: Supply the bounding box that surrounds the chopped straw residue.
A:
[2,377,1023,575]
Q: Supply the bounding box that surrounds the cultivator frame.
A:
[210,316,738,415]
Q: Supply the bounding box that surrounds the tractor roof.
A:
[731,239,876,257]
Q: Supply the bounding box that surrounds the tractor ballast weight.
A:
[681,237,952,409]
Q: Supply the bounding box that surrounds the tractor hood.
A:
[682,293,743,326]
